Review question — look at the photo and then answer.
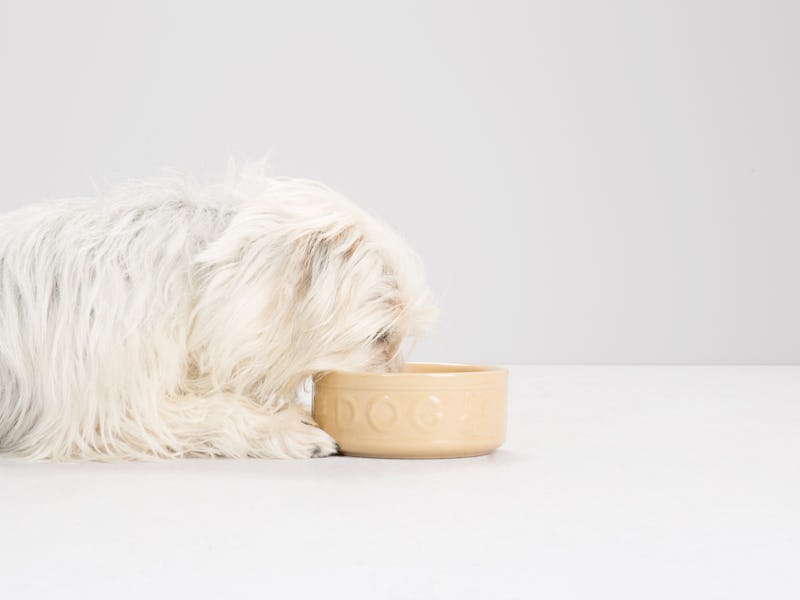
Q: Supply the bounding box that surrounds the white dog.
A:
[0,166,438,460]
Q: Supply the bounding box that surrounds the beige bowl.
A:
[312,362,508,458]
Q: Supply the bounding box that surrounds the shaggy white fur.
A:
[0,165,438,460]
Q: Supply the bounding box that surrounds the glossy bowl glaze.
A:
[312,362,508,458]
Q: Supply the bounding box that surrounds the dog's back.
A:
[0,186,231,458]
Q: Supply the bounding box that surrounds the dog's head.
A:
[190,176,439,401]
[288,188,439,375]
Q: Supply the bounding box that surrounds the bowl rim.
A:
[313,361,508,379]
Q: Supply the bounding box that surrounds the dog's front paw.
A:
[281,422,339,458]
[269,405,339,458]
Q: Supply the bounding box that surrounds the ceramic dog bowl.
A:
[312,362,508,458]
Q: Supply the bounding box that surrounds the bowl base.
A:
[339,448,497,459]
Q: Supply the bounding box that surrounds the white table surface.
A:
[1,366,798,600]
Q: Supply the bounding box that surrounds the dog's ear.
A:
[294,227,365,297]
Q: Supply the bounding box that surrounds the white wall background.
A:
[1,1,798,364]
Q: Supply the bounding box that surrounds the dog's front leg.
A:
[159,393,338,458]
